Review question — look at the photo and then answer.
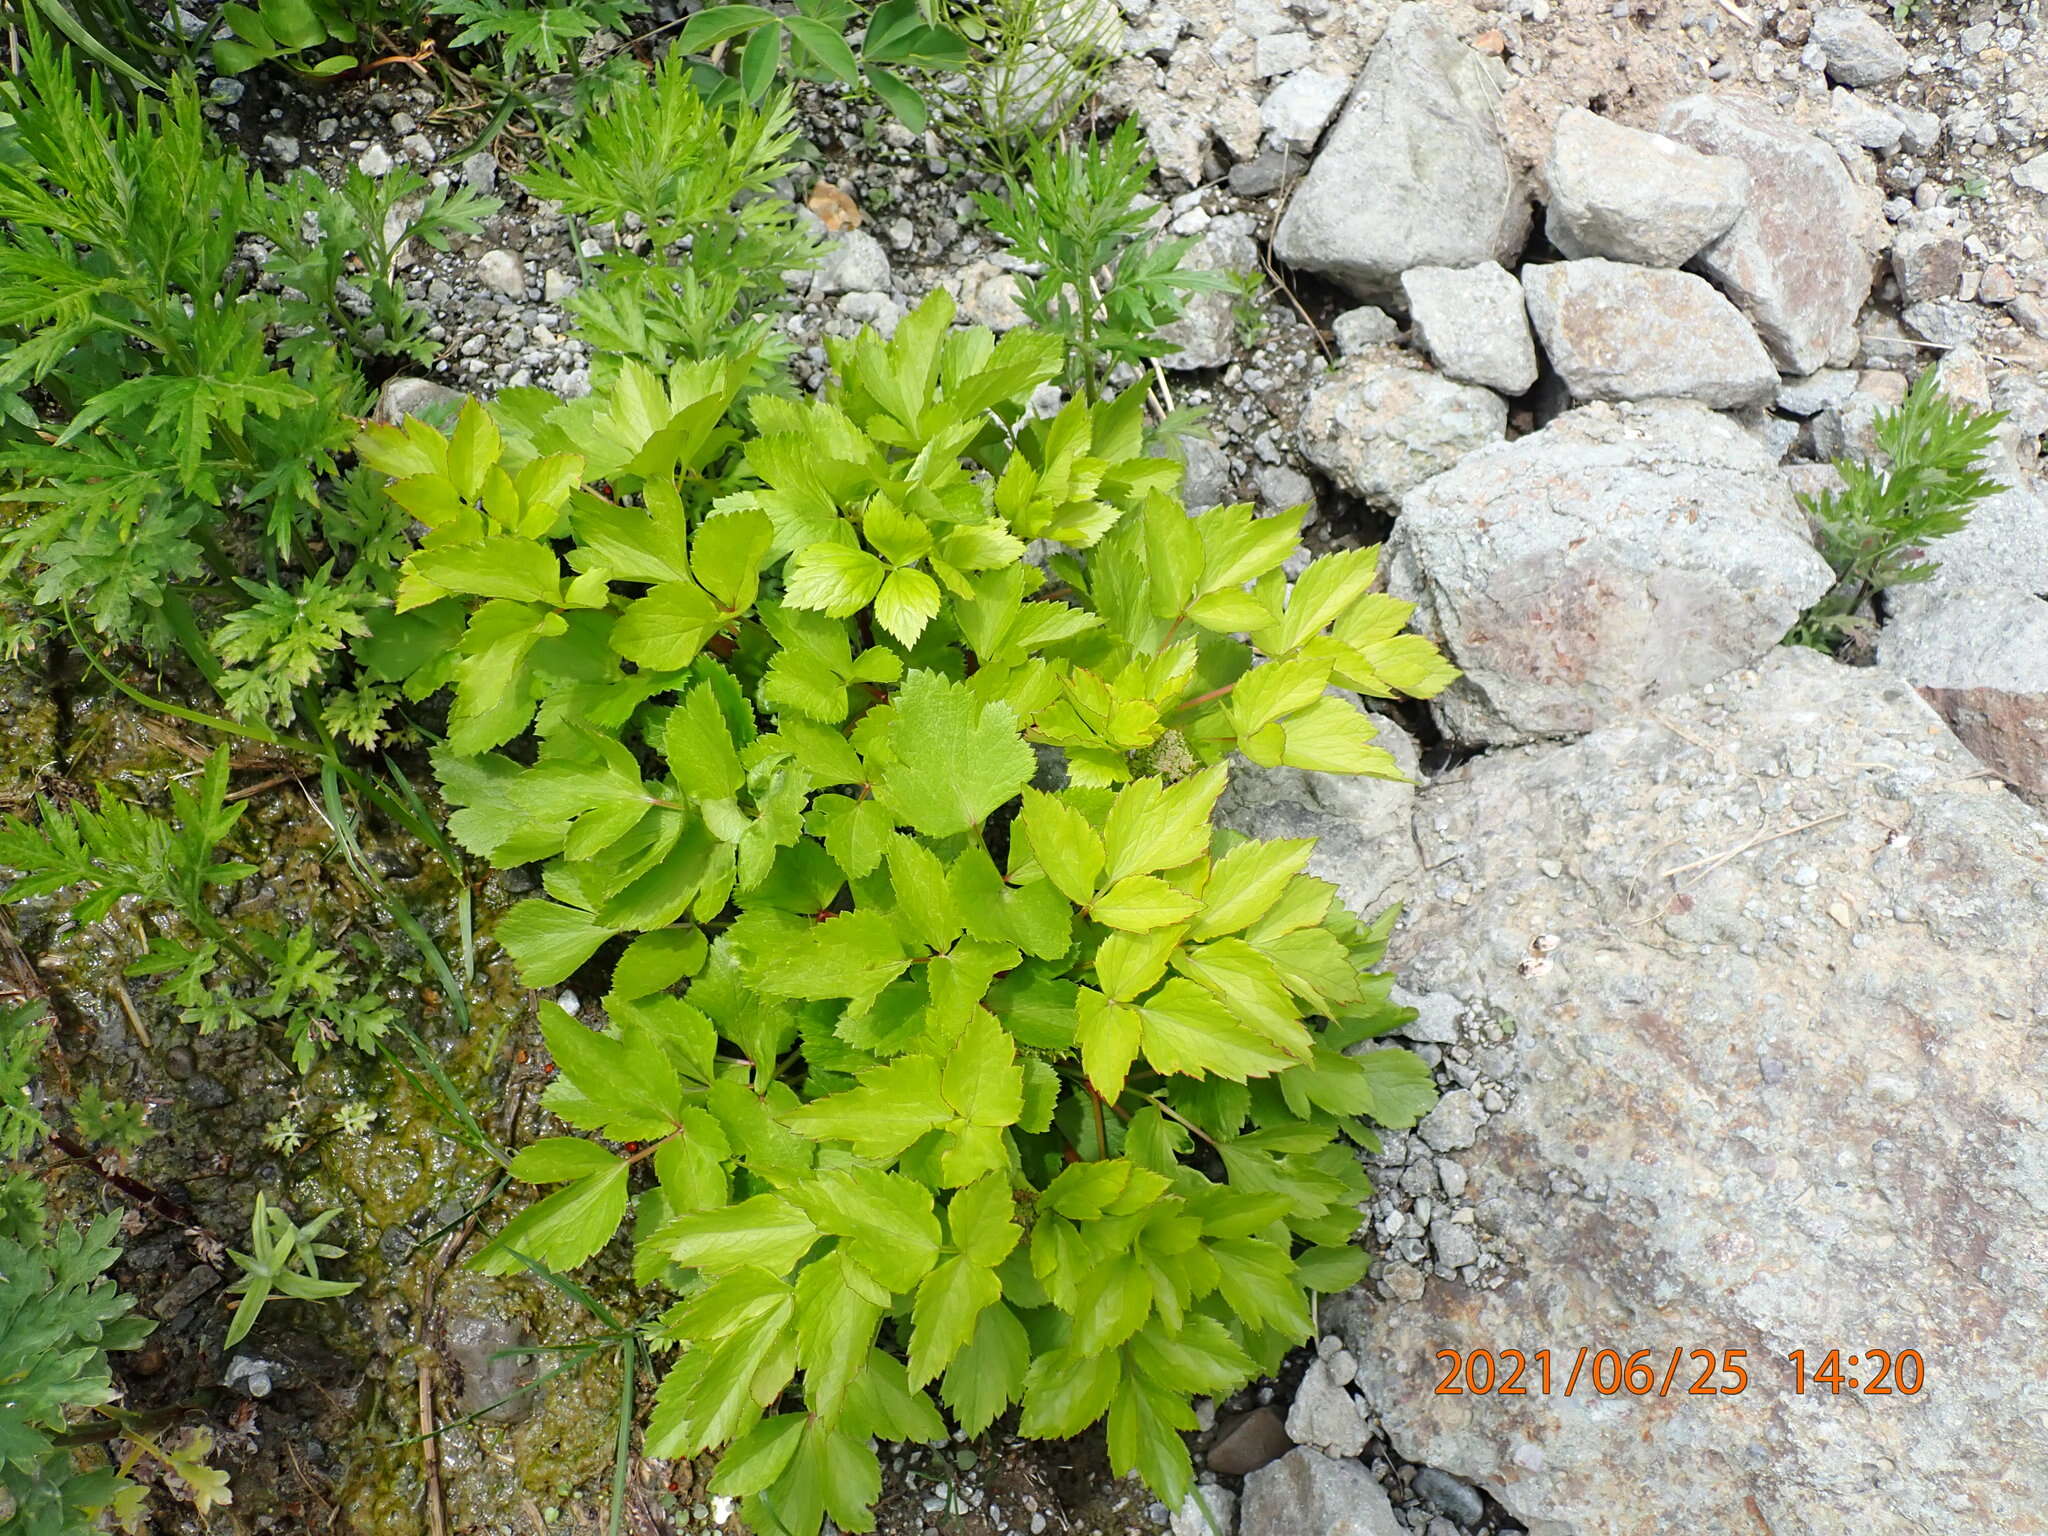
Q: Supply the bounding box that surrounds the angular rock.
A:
[1160,223,1260,371]
[1774,369,1858,417]
[1388,401,1833,745]
[1241,1450,1403,1536]
[1812,5,1909,86]
[1880,585,2048,799]
[1828,86,1904,153]
[1522,258,1779,408]
[374,377,469,426]
[1906,444,2048,599]
[1215,710,1423,918]
[1411,1467,1485,1528]
[1891,226,1966,304]
[1171,1485,1238,1536]
[815,229,892,295]
[950,259,1027,331]
[1207,1406,1295,1478]
[1284,1357,1368,1458]
[1340,648,2048,1536]
[1260,68,1350,153]
[1331,306,1400,355]
[1297,357,1506,506]
[1274,5,1526,300]
[1401,263,1539,396]
[1662,94,1877,373]
[474,248,524,297]
[1541,107,1749,268]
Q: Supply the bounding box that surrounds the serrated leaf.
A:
[941,1010,1024,1128]
[1076,988,1141,1100]
[667,1193,818,1275]
[471,1162,627,1274]
[907,1255,1000,1386]
[795,1248,883,1420]
[1018,1343,1117,1438]
[1092,874,1202,932]
[1192,839,1315,941]
[789,1167,941,1292]
[1101,765,1227,884]
[495,900,616,987]
[874,671,1036,838]
[1015,789,1104,905]
[1138,978,1300,1081]
[941,1300,1030,1435]
[508,1137,623,1183]
[786,1054,951,1158]
[874,565,941,645]
[947,1176,1021,1268]
[786,540,887,616]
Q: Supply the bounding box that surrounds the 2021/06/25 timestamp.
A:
[1434,1347,1927,1397]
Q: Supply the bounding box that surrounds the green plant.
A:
[0,996,49,1156]
[0,0,188,90]
[211,0,361,78]
[346,289,1457,1532]
[430,0,644,79]
[221,1192,359,1347]
[70,1083,151,1154]
[975,120,1234,398]
[0,35,430,730]
[0,1210,225,1532]
[0,747,402,1070]
[1790,370,2005,650]
[516,52,816,384]
[675,0,969,130]
[935,0,1116,167]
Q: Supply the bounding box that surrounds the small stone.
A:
[207,76,244,105]
[1886,103,1942,154]
[358,143,395,177]
[1411,1467,1486,1528]
[1522,258,1779,408]
[1829,87,1903,152]
[1230,150,1290,197]
[1284,1358,1368,1457]
[543,268,578,303]
[1437,1159,1468,1198]
[1417,1088,1485,1152]
[1298,357,1506,506]
[1241,1450,1404,1536]
[1207,1406,1294,1478]
[1331,306,1399,354]
[2011,154,2048,196]
[1891,228,1965,304]
[1542,107,1749,268]
[262,132,300,165]
[1428,1216,1481,1271]
[815,229,893,295]
[1260,68,1349,151]
[1378,1260,1426,1301]
[1401,262,1538,395]
[1171,1486,1237,1536]
[1811,6,1908,86]
[374,377,470,426]
[1979,265,2017,305]
[1255,31,1313,76]
[459,150,497,192]
[1775,369,1858,417]
[1255,464,1316,517]
[475,249,525,298]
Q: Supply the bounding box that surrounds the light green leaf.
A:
[789,1166,941,1292]
[941,1010,1024,1128]
[494,900,617,987]
[795,1249,883,1421]
[908,1255,1001,1386]
[667,1193,818,1275]
[1091,874,1203,932]
[946,1176,1021,1268]
[1101,765,1227,884]
[873,565,942,646]
[471,1162,627,1274]
[611,581,724,670]
[941,1301,1030,1436]
[1138,978,1300,1081]
[665,684,745,798]
[875,671,1036,838]
[785,540,887,616]
[1192,839,1315,941]
[786,1054,951,1159]
[886,836,961,952]
[1015,788,1104,906]
[1018,1343,1118,1438]
[508,1137,622,1183]
[1075,988,1141,1100]
[709,1412,807,1497]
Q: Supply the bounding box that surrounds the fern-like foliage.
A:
[517,52,816,382]
[1792,370,2006,649]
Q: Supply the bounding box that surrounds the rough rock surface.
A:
[1284,1356,1369,1458]
[1297,355,1507,506]
[1401,263,1539,396]
[1387,401,1833,745]
[1215,711,1423,917]
[1811,6,1910,87]
[1241,1450,1404,1536]
[1661,94,1877,374]
[1541,107,1749,268]
[1160,221,1261,371]
[1880,586,2048,800]
[1521,258,1779,408]
[1274,5,1525,301]
[1339,649,2048,1536]
[1904,443,2048,599]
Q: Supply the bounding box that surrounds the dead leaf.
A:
[807,180,863,232]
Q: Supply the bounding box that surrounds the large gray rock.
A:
[1160,223,1260,371]
[1812,5,1909,86]
[1541,107,1749,268]
[1241,1450,1404,1536]
[1521,259,1779,408]
[1909,445,2048,600]
[1880,585,2048,800]
[1401,262,1539,396]
[1215,711,1423,917]
[1340,648,2048,1536]
[1661,94,1877,374]
[1388,401,1833,745]
[1297,356,1507,506]
[1274,5,1526,301]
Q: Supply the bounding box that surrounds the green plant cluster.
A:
[1791,370,2005,650]
[515,53,816,385]
[675,0,970,129]
[0,40,496,729]
[343,288,1456,1530]
[222,1193,361,1347]
[0,749,401,1070]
